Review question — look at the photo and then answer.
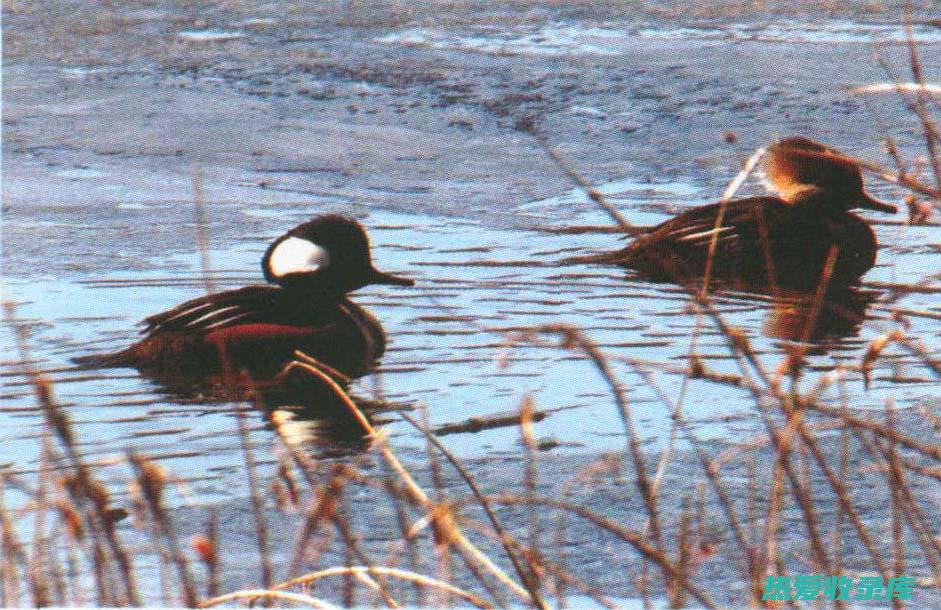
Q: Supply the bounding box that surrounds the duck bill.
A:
[369,268,415,286]
[857,193,897,214]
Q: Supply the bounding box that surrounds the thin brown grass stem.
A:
[903,11,941,192]
[487,495,717,609]
[234,402,275,598]
[524,126,632,231]
[885,400,906,610]
[419,405,451,607]
[519,395,542,596]
[624,358,762,602]
[398,411,548,610]
[872,433,941,584]
[702,146,768,297]
[287,464,351,579]
[286,359,535,603]
[128,451,198,607]
[198,589,340,609]
[329,511,399,609]
[4,302,141,606]
[274,566,493,609]
[806,402,941,461]
[28,434,53,607]
[0,475,25,607]
[525,325,666,554]
[380,477,426,606]
[790,406,890,580]
[202,509,221,599]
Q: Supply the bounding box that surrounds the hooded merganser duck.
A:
[581,137,898,290]
[73,215,414,392]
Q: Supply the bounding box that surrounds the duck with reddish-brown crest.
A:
[576,137,897,292]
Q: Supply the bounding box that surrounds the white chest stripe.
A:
[269,237,330,278]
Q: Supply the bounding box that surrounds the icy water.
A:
[376,19,941,57]
[3,176,939,502]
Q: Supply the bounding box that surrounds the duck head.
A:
[262,215,414,293]
[765,136,897,214]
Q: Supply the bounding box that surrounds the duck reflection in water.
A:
[762,286,880,345]
[74,215,414,452]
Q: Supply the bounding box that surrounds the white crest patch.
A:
[268,236,330,278]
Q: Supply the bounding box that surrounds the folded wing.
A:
[141,286,281,334]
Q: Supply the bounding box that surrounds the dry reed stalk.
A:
[328,503,399,609]
[399,411,547,609]
[834,381,851,581]
[457,508,621,609]
[745,380,834,577]
[861,155,941,199]
[518,325,666,562]
[551,509,569,609]
[518,394,542,598]
[195,508,220,599]
[4,301,141,606]
[34,449,69,608]
[752,258,891,580]
[872,434,941,584]
[522,540,619,610]
[902,12,941,191]
[282,359,536,604]
[63,534,83,605]
[804,401,941,461]
[823,403,941,596]
[129,479,172,605]
[689,333,836,587]
[274,566,492,609]
[341,498,355,609]
[421,404,452,609]
[637,564,652,610]
[380,476,426,606]
[619,356,763,602]
[702,147,769,297]
[546,455,620,608]
[918,405,941,433]
[886,401,906,610]
[233,402,274,595]
[525,126,632,231]
[127,451,197,607]
[872,52,941,197]
[668,500,692,609]
[290,351,352,386]
[761,453,786,593]
[895,334,941,378]
[789,409,890,580]
[263,386,325,487]
[28,434,53,607]
[486,494,717,608]
[198,589,340,609]
[287,464,352,578]
[0,475,24,607]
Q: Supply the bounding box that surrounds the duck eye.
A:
[268,237,330,278]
